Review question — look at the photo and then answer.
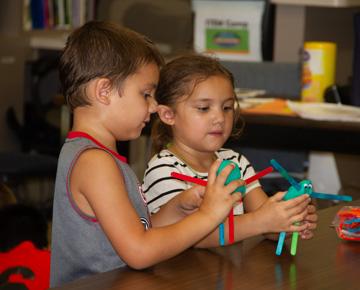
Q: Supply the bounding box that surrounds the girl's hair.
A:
[60,21,164,111]
[151,53,243,154]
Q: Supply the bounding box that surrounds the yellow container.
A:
[301,42,337,102]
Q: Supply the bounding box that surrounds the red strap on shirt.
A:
[67,131,127,163]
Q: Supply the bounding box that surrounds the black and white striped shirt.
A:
[142,148,260,214]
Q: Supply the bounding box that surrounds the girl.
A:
[142,53,317,247]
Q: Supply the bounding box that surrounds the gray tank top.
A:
[50,132,150,287]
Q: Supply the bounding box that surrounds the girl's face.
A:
[109,62,159,140]
[172,75,235,153]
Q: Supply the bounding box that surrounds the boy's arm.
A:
[71,150,242,269]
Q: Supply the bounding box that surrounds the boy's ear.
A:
[95,78,112,105]
[157,105,175,125]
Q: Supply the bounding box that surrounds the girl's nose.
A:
[213,108,225,124]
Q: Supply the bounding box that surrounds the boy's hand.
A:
[255,191,311,234]
[176,185,205,216]
[198,160,243,224]
[299,203,318,239]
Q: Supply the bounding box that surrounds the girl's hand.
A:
[255,191,311,234]
[299,203,318,239]
[198,160,243,224]
[176,185,205,216]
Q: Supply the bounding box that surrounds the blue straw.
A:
[219,223,225,246]
[276,232,286,256]
[344,218,360,224]
[270,159,301,191]
[310,192,352,202]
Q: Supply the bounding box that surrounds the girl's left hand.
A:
[299,203,318,239]
[176,185,205,216]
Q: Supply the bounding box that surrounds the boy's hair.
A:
[151,53,243,154]
[0,204,48,252]
[60,21,164,111]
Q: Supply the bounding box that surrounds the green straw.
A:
[290,227,299,256]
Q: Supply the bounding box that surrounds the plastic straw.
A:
[276,232,286,256]
[270,159,301,191]
[290,230,299,256]
[311,192,352,202]
[219,223,225,246]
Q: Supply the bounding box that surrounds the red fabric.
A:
[67,131,127,163]
[0,241,50,290]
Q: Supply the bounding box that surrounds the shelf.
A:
[271,0,360,7]
[25,30,69,50]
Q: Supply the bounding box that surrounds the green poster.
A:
[206,28,249,53]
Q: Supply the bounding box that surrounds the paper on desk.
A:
[241,98,297,116]
[287,101,360,122]
[235,88,266,99]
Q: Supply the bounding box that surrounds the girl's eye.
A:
[144,92,152,98]
[224,106,234,111]
[197,107,209,112]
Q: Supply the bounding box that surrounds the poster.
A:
[192,0,264,61]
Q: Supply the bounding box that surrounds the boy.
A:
[50,21,245,287]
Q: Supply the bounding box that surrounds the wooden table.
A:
[52,200,360,290]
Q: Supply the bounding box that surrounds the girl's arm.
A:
[243,187,318,241]
[195,187,311,247]
[71,150,242,269]
[144,161,314,247]
[150,185,205,227]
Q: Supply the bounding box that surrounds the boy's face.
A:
[109,62,159,140]
[171,75,235,153]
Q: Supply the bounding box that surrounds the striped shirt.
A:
[142,148,260,214]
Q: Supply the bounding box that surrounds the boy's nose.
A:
[148,97,158,113]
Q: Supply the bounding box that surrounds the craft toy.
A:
[171,158,353,251]
[270,159,353,256]
[171,160,273,245]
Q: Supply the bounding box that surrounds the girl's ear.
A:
[94,78,112,105]
[157,105,175,125]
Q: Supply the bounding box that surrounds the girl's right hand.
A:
[255,191,311,234]
[198,159,244,224]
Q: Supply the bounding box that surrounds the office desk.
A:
[52,200,360,290]
[228,113,360,154]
